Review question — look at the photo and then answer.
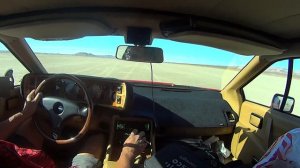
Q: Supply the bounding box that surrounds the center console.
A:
[103,116,155,168]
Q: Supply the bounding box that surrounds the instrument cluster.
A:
[22,74,128,110]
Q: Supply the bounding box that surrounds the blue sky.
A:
[23,36,252,67]
[0,36,298,70]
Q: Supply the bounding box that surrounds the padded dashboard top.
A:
[131,85,236,128]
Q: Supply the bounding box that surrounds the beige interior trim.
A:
[1,0,300,40]
[231,101,271,163]
[0,34,46,73]
[0,19,112,39]
[168,31,284,56]
[276,42,300,57]
[221,56,268,114]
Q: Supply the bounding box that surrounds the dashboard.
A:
[22,73,237,138]
[21,74,128,110]
[21,74,239,168]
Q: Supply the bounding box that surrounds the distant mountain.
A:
[35,52,114,59]
[74,52,114,59]
[267,67,288,73]
[75,52,96,56]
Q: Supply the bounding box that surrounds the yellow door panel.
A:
[231,101,271,163]
[232,101,300,164]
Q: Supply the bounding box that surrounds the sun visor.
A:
[168,31,285,56]
[0,19,112,40]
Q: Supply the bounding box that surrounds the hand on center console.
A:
[116,129,147,168]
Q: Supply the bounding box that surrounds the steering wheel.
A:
[33,74,93,144]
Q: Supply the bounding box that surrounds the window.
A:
[151,39,252,90]
[290,59,300,116]
[0,42,29,85]
[243,60,288,107]
[244,58,300,117]
[25,37,252,90]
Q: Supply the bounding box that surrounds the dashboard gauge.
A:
[56,79,66,90]
[91,84,103,100]
[65,82,80,99]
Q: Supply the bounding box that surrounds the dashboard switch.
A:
[117,86,122,94]
[117,96,122,104]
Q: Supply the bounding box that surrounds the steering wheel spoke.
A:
[52,127,62,140]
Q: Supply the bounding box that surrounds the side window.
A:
[290,59,299,115]
[243,60,288,108]
[0,42,29,85]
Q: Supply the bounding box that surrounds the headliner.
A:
[0,0,300,56]
[1,0,300,40]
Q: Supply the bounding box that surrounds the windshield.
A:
[26,36,252,90]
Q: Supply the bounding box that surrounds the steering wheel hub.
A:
[53,102,64,115]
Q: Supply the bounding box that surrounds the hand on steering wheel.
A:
[22,89,42,119]
[33,74,93,144]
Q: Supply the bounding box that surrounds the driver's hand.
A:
[21,89,42,119]
[121,129,147,162]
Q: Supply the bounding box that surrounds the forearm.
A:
[116,130,147,168]
[0,112,26,140]
[116,151,135,168]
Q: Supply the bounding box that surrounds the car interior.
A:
[0,1,299,168]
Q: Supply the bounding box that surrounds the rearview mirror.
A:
[271,94,295,113]
[116,45,163,63]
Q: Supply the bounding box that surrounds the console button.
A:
[117,96,122,104]
[117,86,122,94]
